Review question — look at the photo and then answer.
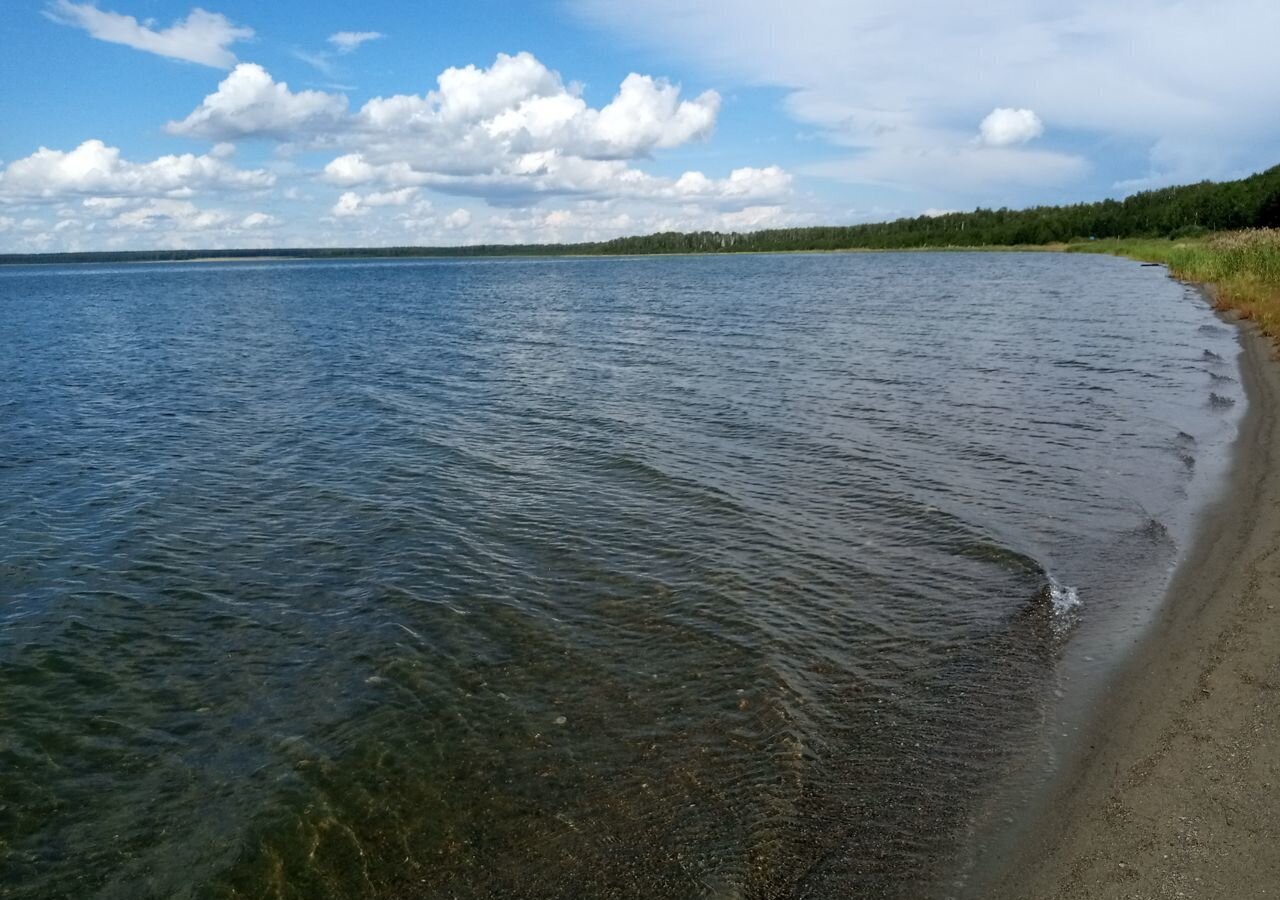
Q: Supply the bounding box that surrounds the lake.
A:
[0,252,1245,898]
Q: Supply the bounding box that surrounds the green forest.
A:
[3,163,1279,265]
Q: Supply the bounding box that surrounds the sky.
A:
[1,0,1277,252]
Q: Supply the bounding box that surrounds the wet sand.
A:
[984,317,1280,898]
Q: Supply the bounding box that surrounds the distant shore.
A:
[980,310,1280,898]
[173,256,296,264]
[0,244,1069,267]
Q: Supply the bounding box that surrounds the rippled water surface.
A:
[0,253,1245,898]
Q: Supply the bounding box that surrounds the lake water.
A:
[0,252,1245,898]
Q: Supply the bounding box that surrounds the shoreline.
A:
[980,306,1280,898]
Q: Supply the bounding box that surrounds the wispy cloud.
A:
[290,48,334,76]
[45,1,253,69]
[571,0,1280,196]
[328,31,384,54]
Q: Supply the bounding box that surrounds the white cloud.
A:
[10,198,285,252]
[82,196,130,214]
[329,31,383,53]
[979,108,1043,146]
[668,166,791,201]
[455,201,808,245]
[0,139,275,200]
[7,49,805,252]
[804,146,1086,192]
[166,64,349,140]
[322,151,790,207]
[171,52,721,169]
[290,48,335,76]
[159,53,755,210]
[480,70,720,159]
[328,186,418,218]
[365,187,418,207]
[45,1,253,68]
[322,154,382,186]
[330,191,367,217]
[114,198,229,230]
[240,211,277,228]
[570,0,1280,194]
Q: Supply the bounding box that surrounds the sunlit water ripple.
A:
[0,252,1245,898]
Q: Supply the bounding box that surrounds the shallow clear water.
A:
[0,252,1244,898]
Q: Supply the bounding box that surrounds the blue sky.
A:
[2,0,1277,252]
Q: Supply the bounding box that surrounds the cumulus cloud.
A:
[9,197,285,252]
[240,211,277,228]
[978,108,1043,147]
[479,69,720,158]
[667,166,791,201]
[161,52,749,208]
[166,64,349,140]
[349,53,720,161]
[45,1,253,68]
[114,198,230,230]
[451,201,807,246]
[322,151,789,206]
[82,196,131,214]
[365,187,418,206]
[169,52,720,166]
[329,31,383,53]
[7,48,798,252]
[328,188,419,218]
[330,191,366,217]
[0,139,274,200]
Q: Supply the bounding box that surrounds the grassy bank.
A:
[1069,229,1280,338]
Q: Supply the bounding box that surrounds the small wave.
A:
[1137,517,1172,542]
[949,537,1044,576]
[1046,577,1081,617]
[1045,577,1082,638]
[1011,575,1082,641]
[1202,349,1224,362]
[1208,392,1236,408]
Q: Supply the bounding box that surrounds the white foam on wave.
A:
[1047,576,1081,618]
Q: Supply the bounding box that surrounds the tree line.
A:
[3,163,1278,265]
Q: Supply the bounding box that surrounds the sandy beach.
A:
[983,315,1280,898]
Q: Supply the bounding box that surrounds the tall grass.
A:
[1069,229,1280,338]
